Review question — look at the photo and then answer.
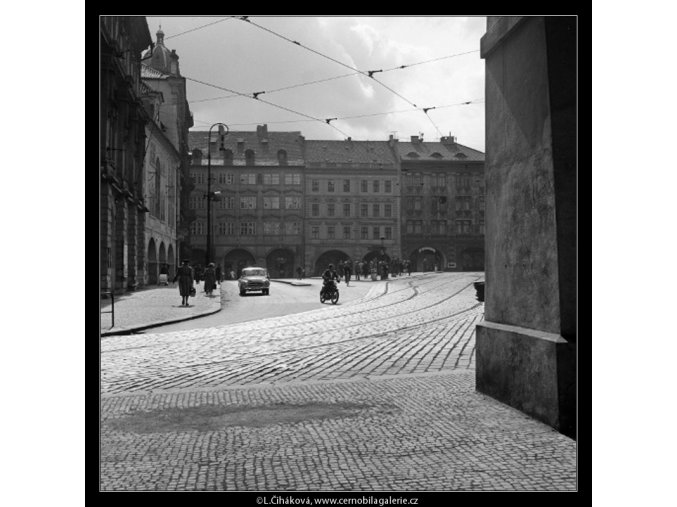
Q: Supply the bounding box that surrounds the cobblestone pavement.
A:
[100,281,223,336]
[100,272,577,492]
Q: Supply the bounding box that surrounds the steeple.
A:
[142,25,179,76]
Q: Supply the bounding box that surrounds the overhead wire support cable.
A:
[238,17,420,108]
[164,17,232,40]
[184,75,351,138]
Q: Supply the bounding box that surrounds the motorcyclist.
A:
[321,263,340,298]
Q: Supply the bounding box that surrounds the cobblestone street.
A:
[100,272,577,491]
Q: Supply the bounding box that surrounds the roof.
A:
[396,139,484,162]
[141,64,169,80]
[188,128,305,165]
[304,140,397,165]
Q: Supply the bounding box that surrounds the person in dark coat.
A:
[173,259,194,307]
[215,264,222,284]
[203,263,217,296]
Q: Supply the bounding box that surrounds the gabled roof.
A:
[396,140,484,162]
[305,140,396,164]
[188,128,304,163]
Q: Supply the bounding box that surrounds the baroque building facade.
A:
[187,125,306,278]
[304,139,401,275]
[185,125,484,277]
[397,135,486,272]
[100,16,152,293]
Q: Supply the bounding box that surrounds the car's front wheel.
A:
[263,289,269,295]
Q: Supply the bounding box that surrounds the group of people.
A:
[172,260,221,306]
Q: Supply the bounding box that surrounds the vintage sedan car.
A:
[238,267,271,296]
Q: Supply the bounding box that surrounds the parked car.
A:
[238,267,270,296]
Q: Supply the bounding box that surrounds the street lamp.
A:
[205,122,229,267]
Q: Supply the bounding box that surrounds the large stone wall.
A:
[476,16,576,438]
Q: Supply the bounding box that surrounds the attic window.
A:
[245,149,255,166]
[277,149,288,166]
[430,152,444,158]
[406,152,420,158]
[454,152,467,159]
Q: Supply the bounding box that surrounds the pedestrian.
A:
[343,259,352,286]
[173,259,194,307]
[296,266,302,280]
[407,260,412,276]
[215,264,222,284]
[203,262,217,296]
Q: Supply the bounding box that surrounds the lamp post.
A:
[205,123,229,267]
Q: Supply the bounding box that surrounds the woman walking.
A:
[173,259,194,307]
[203,262,217,297]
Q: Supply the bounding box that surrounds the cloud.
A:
[148,16,486,149]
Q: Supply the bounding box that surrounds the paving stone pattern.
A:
[100,272,577,492]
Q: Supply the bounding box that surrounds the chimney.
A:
[257,124,268,140]
[411,135,419,144]
[441,135,457,145]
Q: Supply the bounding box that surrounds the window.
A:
[343,203,351,217]
[217,171,226,184]
[285,196,302,209]
[277,150,288,166]
[372,204,380,217]
[414,221,422,234]
[245,149,255,165]
[384,204,392,218]
[285,222,300,235]
[327,203,335,217]
[385,180,392,193]
[343,179,350,192]
[479,220,485,235]
[361,180,368,193]
[311,180,319,192]
[343,226,351,239]
[263,196,280,209]
[372,226,380,239]
[311,203,320,217]
[240,173,256,185]
[328,226,335,239]
[414,197,422,211]
[430,152,444,159]
[263,222,281,235]
[311,226,319,239]
[373,180,380,193]
[432,196,447,214]
[240,222,256,235]
[191,221,205,235]
[361,226,368,240]
[360,203,368,217]
[456,220,472,234]
[263,173,280,185]
[328,180,335,192]
[384,227,392,240]
[240,196,257,209]
[219,196,234,209]
[406,221,414,234]
[284,173,301,185]
[223,149,233,165]
[226,173,234,185]
[217,222,228,235]
[406,152,420,158]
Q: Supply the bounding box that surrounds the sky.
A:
[145,16,487,151]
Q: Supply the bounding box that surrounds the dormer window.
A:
[245,149,255,166]
[454,152,467,159]
[430,152,444,158]
[277,149,288,166]
[406,152,420,158]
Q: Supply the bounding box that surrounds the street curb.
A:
[101,304,223,336]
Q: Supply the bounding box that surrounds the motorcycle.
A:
[320,279,339,305]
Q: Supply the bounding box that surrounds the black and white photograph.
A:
[96,14,579,495]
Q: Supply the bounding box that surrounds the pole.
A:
[206,128,211,267]
[205,123,229,267]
